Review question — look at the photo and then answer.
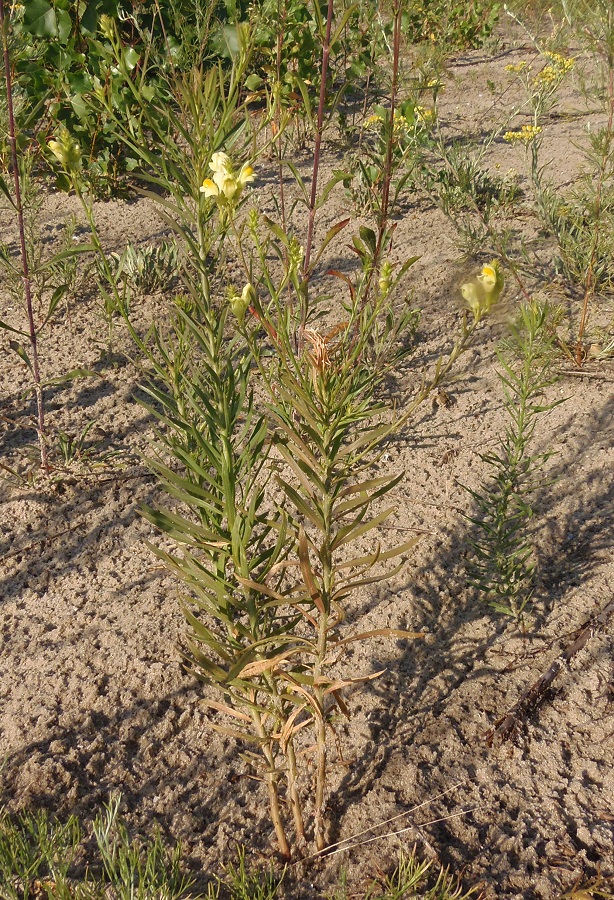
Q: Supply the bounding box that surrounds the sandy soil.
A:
[1,18,613,900]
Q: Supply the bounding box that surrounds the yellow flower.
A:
[415,105,435,125]
[238,164,255,187]
[461,261,504,321]
[217,172,239,199]
[505,61,528,74]
[200,177,219,198]
[503,124,542,144]
[544,51,574,73]
[365,113,384,130]
[200,154,255,205]
[209,151,232,174]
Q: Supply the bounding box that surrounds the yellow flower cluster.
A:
[366,111,410,135]
[461,261,504,321]
[505,61,529,74]
[533,53,574,87]
[503,124,542,144]
[544,51,574,72]
[200,152,255,204]
[533,65,561,86]
[415,105,435,125]
[365,107,434,133]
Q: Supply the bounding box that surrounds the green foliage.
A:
[329,851,480,900]
[401,0,500,49]
[0,795,195,900]
[463,301,563,621]
[539,182,614,293]
[431,146,522,219]
[342,100,437,216]
[103,240,181,295]
[2,0,226,193]
[0,802,482,900]
[222,848,283,900]
[55,419,98,467]
[92,795,193,900]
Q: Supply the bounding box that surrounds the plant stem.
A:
[302,0,335,327]
[378,0,401,233]
[0,2,49,473]
[285,740,305,844]
[252,712,290,859]
[576,58,614,363]
[275,0,287,232]
[356,0,402,318]
[313,479,333,851]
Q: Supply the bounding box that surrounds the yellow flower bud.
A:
[229,283,255,324]
[210,152,231,174]
[379,260,392,297]
[48,127,82,174]
[98,14,116,41]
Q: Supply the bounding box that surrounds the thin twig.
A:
[297,781,467,863]
[485,597,614,745]
[315,807,484,859]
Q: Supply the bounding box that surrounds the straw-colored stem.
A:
[252,712,290,858]
[313,489,333,851]
[286,740,305,844]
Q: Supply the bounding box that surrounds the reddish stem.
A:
[576,59,614,365]
[302,0,335,314]
[378,0,401,232]
[0,2,49,472]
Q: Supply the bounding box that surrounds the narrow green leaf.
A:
[292,76,315,130]
[298,526,325,614]
[9,341,33,374]
[276,442,325,499]
[331,505,396,551]
[337,537,422,570]
[332,560,407,601]
[282,160,309,205]
[329,3,359,48]
[35,244,96,272]
[0,320,28,337]
[0,175,16,208]
[44,369,100,387]
[309,218,351,273]
[279,479,325,531]
[42,284,67,327]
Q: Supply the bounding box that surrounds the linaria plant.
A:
[235,214,425,854]
[463,296,562,622]
[73,5,501,860]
